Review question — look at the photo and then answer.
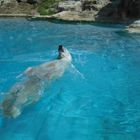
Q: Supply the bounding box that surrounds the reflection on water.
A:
[0,18,140,140]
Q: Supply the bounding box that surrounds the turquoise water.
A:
[0,18,140,140]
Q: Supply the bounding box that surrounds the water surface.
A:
[0,18,140,140]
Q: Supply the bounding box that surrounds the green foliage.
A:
[38,0,61,15]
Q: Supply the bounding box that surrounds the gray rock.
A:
[0,0,13,4]
[81,0,110,11]
[58,1,82,12]
[53,11,97,21]
[96,0,110,6]
[125,20,140,33]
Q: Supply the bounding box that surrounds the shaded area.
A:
[118,0,140,19]
[96,0,140,22]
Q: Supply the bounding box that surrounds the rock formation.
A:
[58,1,82,12]
[0,0,140,23]
[118,0,140,19]
[125,20,140,33]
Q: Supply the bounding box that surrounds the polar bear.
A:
[1,45,72,118]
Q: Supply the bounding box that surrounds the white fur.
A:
[2,47,72,118]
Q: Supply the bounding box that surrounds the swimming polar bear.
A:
[1,45,72,118]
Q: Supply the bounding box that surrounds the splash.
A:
[70,64,85,80]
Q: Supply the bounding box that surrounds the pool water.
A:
[0,18,140,140]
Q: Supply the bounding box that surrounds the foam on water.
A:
[70,64,85,80]
[0,18,140,140]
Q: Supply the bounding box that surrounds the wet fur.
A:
[1,47,72,118]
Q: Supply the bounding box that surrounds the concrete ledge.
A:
[0,12,136,25]
[0,14,32,17]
